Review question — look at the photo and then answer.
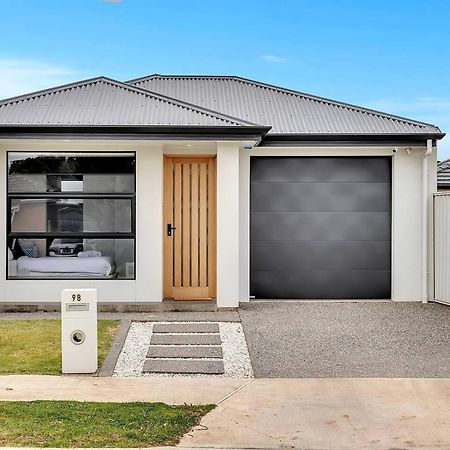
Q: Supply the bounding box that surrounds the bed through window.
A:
[7,152,136,279]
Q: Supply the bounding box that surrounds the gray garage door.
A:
[250,157,391,299]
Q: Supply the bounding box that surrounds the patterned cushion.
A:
[18,239,39,258]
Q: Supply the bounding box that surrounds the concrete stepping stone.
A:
[153,323,219,334]
[150,334,221,345]
[143,359,225,374]
[147,345,223,359]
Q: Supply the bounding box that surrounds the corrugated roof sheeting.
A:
[0,77,250,127]
[0,74,443,136]
[130,75,442,135]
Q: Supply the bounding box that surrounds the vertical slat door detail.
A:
[199,163,208,288]
[173,164,182,288]
[191,163,199,287]
[182,163,191,287]
[164,157,216,300]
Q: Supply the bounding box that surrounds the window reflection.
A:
[7,152,136,280]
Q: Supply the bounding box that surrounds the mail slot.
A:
[66,303,89,312]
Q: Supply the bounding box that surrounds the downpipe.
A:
[422,139,433,303]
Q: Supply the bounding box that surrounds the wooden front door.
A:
[164,156,216,300]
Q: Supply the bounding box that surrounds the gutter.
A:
[259,133,446,147]
[422,139,433,303]
[0,125,272,141]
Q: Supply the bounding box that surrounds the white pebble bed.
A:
[113,321,253,378]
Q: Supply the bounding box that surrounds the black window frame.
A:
[6,151,136,280]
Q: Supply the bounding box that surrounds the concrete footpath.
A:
[0,375,244,405]
[1,376,449,450]
[180,378,450,449]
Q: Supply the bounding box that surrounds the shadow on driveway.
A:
[239,302,450,378]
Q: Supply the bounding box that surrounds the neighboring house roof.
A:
[128,74,444,138]
[0,76,259,128]
[438,159,450,187]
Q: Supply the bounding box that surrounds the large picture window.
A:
[7,152,136,279]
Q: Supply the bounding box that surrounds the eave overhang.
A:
[259,132,446,147]
[0,124,272,141]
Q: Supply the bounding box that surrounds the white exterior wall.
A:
[239,150,251,302]
[135,145,163,303]
[0,140,165,304]
[239,145,437,302]
[0,139,437,306]
[392,145,436,301]
[217,143,240,307]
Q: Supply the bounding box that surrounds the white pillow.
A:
[8,248,13,261]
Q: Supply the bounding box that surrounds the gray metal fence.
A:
[434,193,450,305]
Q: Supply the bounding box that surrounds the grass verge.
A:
[0,320,119,374]
[0,400,214,447]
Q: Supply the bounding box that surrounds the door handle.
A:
[167,223,176,236]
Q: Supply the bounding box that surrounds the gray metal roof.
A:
[128,74,443,136]
[0,73,444,140]
[0,77,256,127]
[438,159,450,187]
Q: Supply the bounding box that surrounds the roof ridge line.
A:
[121,78,260,127]
[104,77,260,126]
[126,73,237,84]
[129,73,441,131]
[229,76,441,130]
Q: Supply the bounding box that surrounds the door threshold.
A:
[161,299,217,312]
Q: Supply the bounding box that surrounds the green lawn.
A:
[0,320,119,375]
[0,400,214,447]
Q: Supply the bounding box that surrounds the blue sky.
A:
[1,0,449,158]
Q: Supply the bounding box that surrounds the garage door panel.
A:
[250,270,391,299]
[251,241,391,271]
[251,182,390,212]
[250,157,391,299]
[251,212,391,241]
[251,157,391,183]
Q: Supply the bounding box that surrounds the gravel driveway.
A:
[239,302,450,378]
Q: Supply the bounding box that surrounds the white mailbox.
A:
[61,288,98,374]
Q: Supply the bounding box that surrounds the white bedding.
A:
[17,256,115,276]
[24,272,117,279]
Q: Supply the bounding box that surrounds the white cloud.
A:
[260,54,288,63]
[0,59,88,100]
[367,97,450,160]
